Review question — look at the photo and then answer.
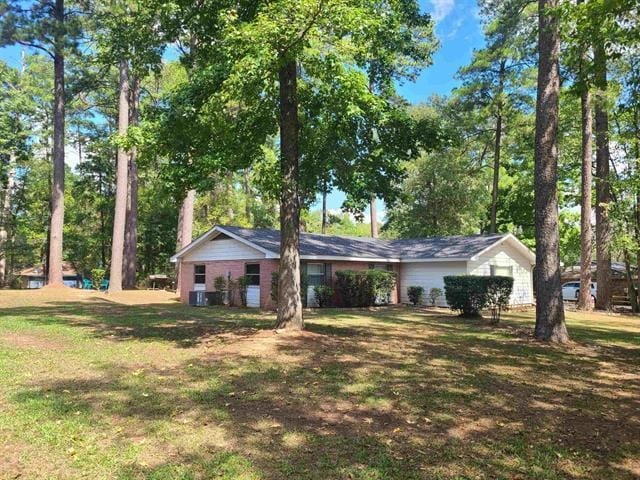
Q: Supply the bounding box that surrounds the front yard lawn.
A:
[0,289,638,479]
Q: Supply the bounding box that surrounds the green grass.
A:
[0,290,639,479]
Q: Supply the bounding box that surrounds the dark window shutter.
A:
[324,263,332,285]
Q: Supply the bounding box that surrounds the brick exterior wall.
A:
[178,258,400,309]
[178,259,279,309]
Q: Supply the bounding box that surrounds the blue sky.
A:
[0,0,485,221]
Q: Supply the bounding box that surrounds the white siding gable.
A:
[467,239,533,305]
[400,261,468,306]
[183,237,265,262]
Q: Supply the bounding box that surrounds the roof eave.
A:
[399,257,470,263]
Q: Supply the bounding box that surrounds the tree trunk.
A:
[47,0,66,287]
[0,152,16,287]
[633,106,640,312]
[370,196,378,238]
[108,59,130,293]
[490,59,506,234]
[594,40,612,311]
[243,169,252,222]
[577,25,594,311]
[123,77,139,289]
[275,58,303,330]
[623,251,639,313]
[321,187,328,234]
[175,189,195,292]
[533,0,569,343]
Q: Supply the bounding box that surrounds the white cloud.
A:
[430,0,455,22]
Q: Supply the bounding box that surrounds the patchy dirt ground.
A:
[0,289,638,479]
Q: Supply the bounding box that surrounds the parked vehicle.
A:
[562,281,596,301]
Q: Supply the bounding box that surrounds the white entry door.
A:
[246,286,260,307]
[307,285,318,307]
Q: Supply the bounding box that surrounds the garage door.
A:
[399,262,467,306]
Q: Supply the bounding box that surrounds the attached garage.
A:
[399,261,468,306]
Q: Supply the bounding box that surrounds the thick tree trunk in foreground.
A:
[594,41,612,311]
[635,111,640,308]
[577,52,594,311]
[123,78,140,289]
[47,0,66,287]
[533,0,569,343]
[0,152,16,287]
[370,196,378,238]
[108,59,130,293]
[175,189,195,292]
[275,59,303,330]
[490,59,506,234]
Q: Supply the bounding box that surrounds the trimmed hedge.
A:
[336,270,396,307]
[313,285,334,308]
[444,275,514,318]
[407,286,424,306]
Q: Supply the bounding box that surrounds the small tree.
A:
[214,276,226,292]
[485,276,514,324]
[407,286,424,306]
[91,268,106,290]
[428,287,443,306]
[236,275,249,307]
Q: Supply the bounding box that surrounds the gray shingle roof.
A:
[220,225,508,261]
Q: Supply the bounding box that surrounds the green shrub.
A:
[335,270,396,307]
[444,275,513,318]
[407,286,424,306]
[214,276,227,292]
[91,268,106,289]
[428,287,443,306]
[485,276,514,323]
[313,285,334,307]
[236,275,249,307]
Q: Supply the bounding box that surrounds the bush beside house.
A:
[407,286,424,306]
[336,270,396,307]
[444,275,513,318]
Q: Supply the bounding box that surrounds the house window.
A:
[245,263,260,286]
[491,265,513,277]
[194,265,206,284]
[370,263,393,271]
[307,263,325,286]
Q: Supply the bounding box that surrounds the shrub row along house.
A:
[170,226,535,309]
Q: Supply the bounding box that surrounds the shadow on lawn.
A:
[2,299,640,478]
[0,298,278,347]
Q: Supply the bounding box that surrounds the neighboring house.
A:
[18,261,82,289]
[171,226,535,310]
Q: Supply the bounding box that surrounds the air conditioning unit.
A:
[188,290,207,307]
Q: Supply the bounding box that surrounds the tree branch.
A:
[15,40,55,60]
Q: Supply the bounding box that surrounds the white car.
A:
[562,281,596,301]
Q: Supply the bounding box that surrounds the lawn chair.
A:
[82,278,93,289]
[99,279,109,291]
